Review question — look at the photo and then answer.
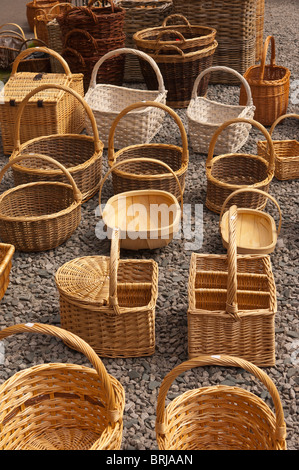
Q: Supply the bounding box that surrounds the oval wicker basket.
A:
[9,83,103,203]
[156,355,286,450]
[205,117,275,214]
[0,243,15,301]
[27,0,59,31]
[0,322,125,450]
[0,23,26,70]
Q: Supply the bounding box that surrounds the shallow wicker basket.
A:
[9,83,103,203]
[257,113,299,181]
[187,65,255,155]
[0,322,125,450]
[84,48,167,149]
[156,355,287,450]
[0,23,26,70]
[0,243,15,301]
[205,117,275,214]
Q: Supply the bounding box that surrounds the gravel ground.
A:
[0,0,298,451]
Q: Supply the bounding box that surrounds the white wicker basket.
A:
[187,66,255,155]
[84,47,167,149]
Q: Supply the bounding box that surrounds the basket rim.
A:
[133,23,217,44]
[187,97,255,125]
[148,39,218,61]
[243,64,291,85]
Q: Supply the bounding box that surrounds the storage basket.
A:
[0,47,84,155]
[55,227,159,357]
[0,154,82,252]
[156,355,287,450]
[85,49,167,149]
[27,0,60,31]
[9,83,103,203]
[187,65,255,155]
[0,322,125,450]
[257,113,299,181]
[205,117,275,214]
[0,243,15,301]
[16,38,51,73]
[239,36,291,126]
[34,2,74,44]
[107,100,188,199]
[0,23,26,70]
[187,204,277,367]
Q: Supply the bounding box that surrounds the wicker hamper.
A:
[0,322,125,450]
[156,355,287,450]
[0,23,26,70]
[0,243,14,301]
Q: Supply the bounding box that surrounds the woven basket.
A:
[187,65,255,155]
[187,204,277,366]
[9,83,103,203]
[55,227,159,357]
[34,2,74,44]
[0,322,125,450]
[0,23,26,70]
[0,47,84,155]
[205,117,275,214]
[239,36,291,126]
[85,48,167,149]
[27,0,60,31]
[257,113,299,181]
[156,355,287,450]
[0,243,15,301]
[0,154,82,252]
[16,38,51,73]
[107,100,188,200]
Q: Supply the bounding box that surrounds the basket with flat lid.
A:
[0,23,26,70]
[0,243,15,301]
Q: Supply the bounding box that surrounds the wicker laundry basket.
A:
[9,83,103,203]
[205,117,275,214]
[0,154,82,252]
[0,23,26,70]
[0,243,15,301]
[0,322,125,450]
[257,113,299,181]
[156,355,287,450]
[187,65,255,155]
[55,227,159,357]
[27,0,59,31]
[84,48,167,149]
[16,38,51,73]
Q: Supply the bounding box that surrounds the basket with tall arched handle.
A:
[187,204,277,366]
[0,23,26,69]
[156,354,286,450]
[0,322,125,450]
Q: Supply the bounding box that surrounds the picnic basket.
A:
[257,113,299,181]
[27,0,60,31]
[187,65,255,155]
[156,355,287,450]
[0,154,82,252]
[0,243,15,301]
[205,117,275,214]
[9,83,103,203]
[55,227,159,357]
[0,322,125,450]
[239,36,291,126]
[0,47,84,155]
[0,23,26,70]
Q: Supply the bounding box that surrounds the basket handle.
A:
[269,113,299,138]
[162,13,191,27]
[108,227,121,315]
[0,322,120,423]
[18,37,48,52]
[48,2,75,16]
[154,29,186,45]
[0,23,26,39]
[61,46,87,68]
[206,118,275,173]
[260,35,276,81]
[107,100,188,166]
[155,44,185,57]
[62,4,100,24]
[12,83,102,154]
[191,65,253,106]
[63,28,98,51]
[11,46,72,77]
[0,31,25,41]
[226,204,238,319]
[88,47,165,93]
[156,354,286,446]
[219,188,282,236]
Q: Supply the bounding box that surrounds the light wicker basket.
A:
[257,113,299,181]
[205,117,275,214]
[156,355,287,450]
[26,0,59,31]
[0,23,26,70]
[55,227,159,357]
[0,243,15,301]
[0,322,125,450]
[84,48,167,149]
[107,100,188,200]
[187,204,277,367]
[0,46,84,155]
[9,83,103,203]
[0,154,82,252]
[187,65,255,155]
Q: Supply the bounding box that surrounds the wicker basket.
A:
[55,227,159,357]
[0,23,26,70]
[27,0,60,31]
[9,83,103,203]
[156,355,287,450]
[34,2,74,44]
[0,47,84,155]
[0,322,125,450]
[187,65,255,155]
[187,204,277,367]
[0,243,15,301]
[257,113,299,181]
[0,154,82,252]
[239,36,291,126]
[205,117,275,214]
[107,100,188,200]
[16,38,51,73]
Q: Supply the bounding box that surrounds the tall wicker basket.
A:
[26,0,59,31]
[0,243,15,301]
